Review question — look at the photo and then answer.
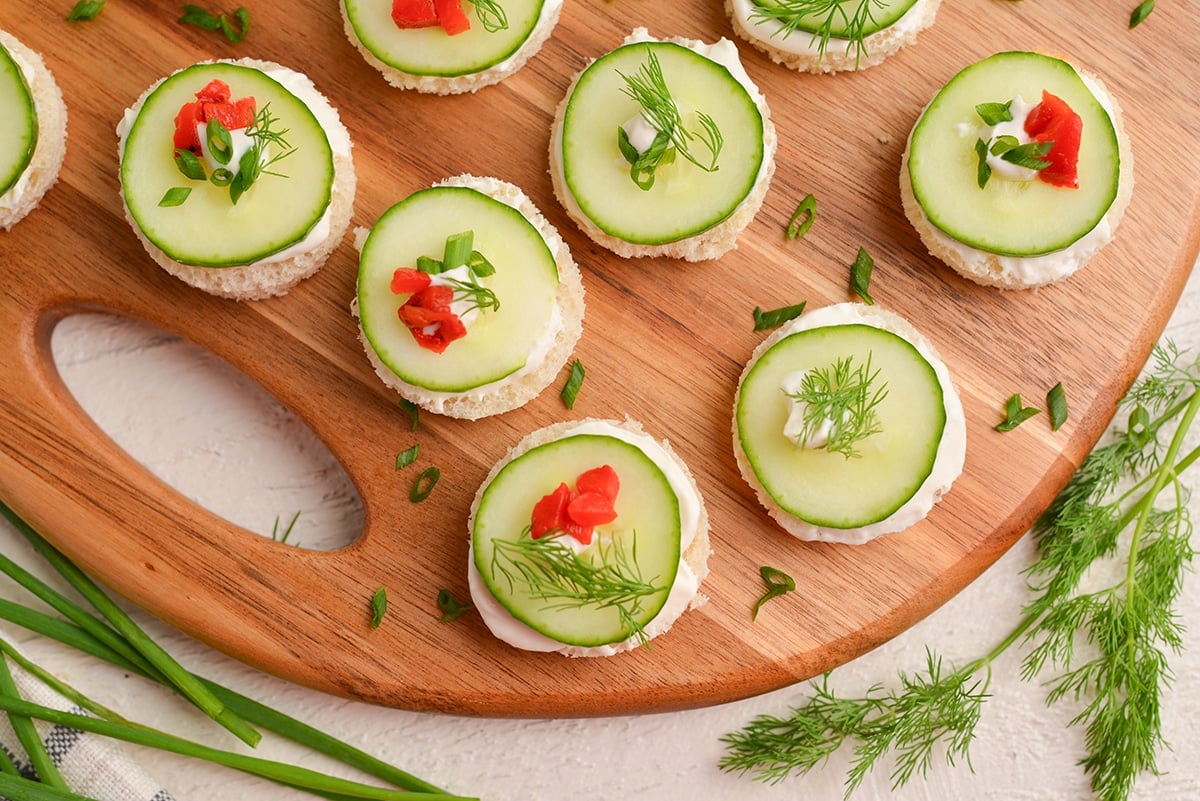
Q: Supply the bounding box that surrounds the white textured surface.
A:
[1,265,1198,800]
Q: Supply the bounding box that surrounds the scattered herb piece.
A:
[179,4,251,42]
[786,195,817,240]
[1046,382,1068,431]
[398,398,420,430]
[395,445,420,470]
[974,100,1013,126]
[746,0,879,68]
[490,528,663,647]
[753,302,806,332]
[721,343,1200,800]
[561,359,586,409]
[410,466,440,502]
[1129,0,1154,27]
[169,103,295,206]
[995,393,1041,432]
[990,136,1054,170]
[849,247,875,305]
[369,587,388,628]
[158,187,192,208]
[751,566,795,620]
[270,511,301,544]
[66,0,105,20]
[785,354,887,459]
[618,51,723,190]
[974,137,992,189]
[436,589,474,622]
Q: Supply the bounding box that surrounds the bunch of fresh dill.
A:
[719,342,1200,801]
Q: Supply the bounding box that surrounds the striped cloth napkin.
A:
[0,636,175,801]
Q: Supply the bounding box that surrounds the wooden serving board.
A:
[1,0,1198,718]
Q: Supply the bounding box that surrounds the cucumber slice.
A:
[120,63,334,267]
[0,43,37,197]
[907,51,1121,256]
[472,433,681,647]
[343,0,546,77]
[735,323,946,529]
[560,40,765,244]
[745,0,920,38]
[357,185,559,393]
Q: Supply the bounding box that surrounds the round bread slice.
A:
[548,29,777,262]
[467,417,711,657]
[899,57,1134,290]
[352,173,585,420]
[339,0,561,94]
[725,0,942,75]
[0,30,68,232]
[116,58,356,301]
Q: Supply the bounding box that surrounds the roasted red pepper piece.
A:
[575,465,620,500]
[391,0,440,27]
[531,483,572,539]
[567,493,618,527]
[395,283,466,354]
[390,267,433,295]
[433,0,471,35]
[172,79,256,154]
[528,465,620,546]
[1024,90,1082,189]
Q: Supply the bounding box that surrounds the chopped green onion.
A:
[180,4,251,43]
[410,466,440,502]
[206,118,234,164]
[442,231,474,272]
[561,359,586,409]
[173,149,207,181]
[370,587,388,629]
[974,138,992,189]
[785,194,817,240]
[158,187,192,207]
[395,444,420,470]
[974,100,1013,126]
[752,566,796,620]
[437,590,474,622]
[0,653,67,790]
[1047,382,1069,431]
[66,0,105,20]
[398,398,420,430]
[1130,0,1154,27]
[753,302,806,332]
[416,256,444,274]
[468,250,496,278]
[995,393,1041,432]
[850,247,875,305]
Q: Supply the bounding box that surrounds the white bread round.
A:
[0,30,67,232]
[352,173,585,420]
[725,0,941,74]
[732,303,966,545]
[899,58,1134,290]
[467,417,711,657]
[117,58,356,301]
[548,29,777,262]
[339,0,561,94]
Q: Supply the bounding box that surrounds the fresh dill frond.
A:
[747,0,884,68]
[786,354,888,459]
[489,528,665,646]
[231,103,295,204]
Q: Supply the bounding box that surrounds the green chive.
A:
[398,398,420,430]
[416,256,444,274]
[66,0,105,20]
[975,138,992,189]
[995,393,1041,432]
[410,466,440,502]
[850,247,875,305]
[785,194,817,240]
[369,587,388,629]
[561,359,586,409]
[0,653,67,789]
[1047,382,1069,431]
[158,187,192,207]
[1130,0,1154,27]
[395,444,420,470]
[437,590,474,623]
[974,101,1013,126]
[752,566,796,620]
[442,231,474,272]
[752,302,806,332]
[468,250,496,278]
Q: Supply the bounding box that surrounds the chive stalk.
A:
[442,231,474,272]
[0,773,102,801]
[0,654,67,789]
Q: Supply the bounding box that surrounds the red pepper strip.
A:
[567,492,618,527]
[528,465,621,546]
[172,79,256,154]
[433,0,471,35]
[575,465,620,500]
[1024,90,1082,189]
[390,267,433,295]
[397,285,466,353]
[531,484,572,539]
[392,0,440,27]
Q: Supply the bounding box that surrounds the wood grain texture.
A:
[0,0,1198,717]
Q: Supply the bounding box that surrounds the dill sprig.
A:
[441,274,500,315]
[617,51,723,190]
[230,103,295,204]
[489,528,665,646]
[465,0,508,32]
[786,354,888,459]
[747,0,883,67]
[721,342,1200,801]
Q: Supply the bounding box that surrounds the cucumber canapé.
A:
[343,0,547,78]
[736,322,947,530]
[120,63,334,267]
[357,185,559,394]
[907,51,1120,257]
[0,42,37,198]
[560,40,765,245]
[472,433,681,647]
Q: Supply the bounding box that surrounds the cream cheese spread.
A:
[469,420,704,656]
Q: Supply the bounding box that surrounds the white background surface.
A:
[1,266,1198,801]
